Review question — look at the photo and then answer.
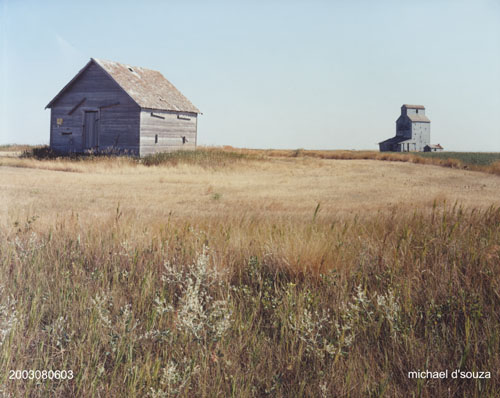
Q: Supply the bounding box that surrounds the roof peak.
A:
[92,58,157,72]
[92,58,200,113]
[47,58,200,113]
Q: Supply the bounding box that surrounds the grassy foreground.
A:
[1,204,499,397]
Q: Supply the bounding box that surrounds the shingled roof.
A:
[46,58,200,113]
[402,104,425,110]
[407,113,430,123]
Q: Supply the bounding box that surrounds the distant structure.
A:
[379,104,442,152]
[46,58,201,157]
[424,144,444,152]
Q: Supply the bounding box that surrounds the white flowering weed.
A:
[0,285,17,347]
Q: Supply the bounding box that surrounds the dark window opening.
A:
[182,136,187,144]
[416,109,419,113]
[151,112,165,119]
[155,134,158,144]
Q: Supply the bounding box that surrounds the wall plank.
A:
[139,110,197,157]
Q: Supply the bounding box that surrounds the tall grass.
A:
[0,144,42,152]
[141,148,255,167]
[13,146,256,170]
[1,205,499,397]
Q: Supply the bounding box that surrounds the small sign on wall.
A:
[57,118,63,126]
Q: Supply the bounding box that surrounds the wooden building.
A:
[379,104,441,152]
[424,144,444,152]
[46,58,200,157]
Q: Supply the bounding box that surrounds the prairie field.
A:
[1,149,500,397]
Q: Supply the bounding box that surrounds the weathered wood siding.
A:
[49,61,140,155]
[139,110,197,157]
[411,122,430,152]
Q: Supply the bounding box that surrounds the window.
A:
[182,136,188,144]
[155,134,158,144]
[416,109,419,114]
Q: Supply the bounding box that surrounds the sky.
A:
[1,0,499,151]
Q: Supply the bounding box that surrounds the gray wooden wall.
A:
[49,62,140,155]
[139,110,197,157]
[411,122,430,151]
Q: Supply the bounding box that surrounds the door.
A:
[83,111,98,150]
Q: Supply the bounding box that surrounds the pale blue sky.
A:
[1,0,499,151]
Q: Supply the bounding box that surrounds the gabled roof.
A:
[402,104,425,109]
[407,114,430,123]
[46,58,200,114]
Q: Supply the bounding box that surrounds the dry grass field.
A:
[1,149,500,397]
[2,154,500,226]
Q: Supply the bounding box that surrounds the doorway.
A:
[83,111,98,151]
